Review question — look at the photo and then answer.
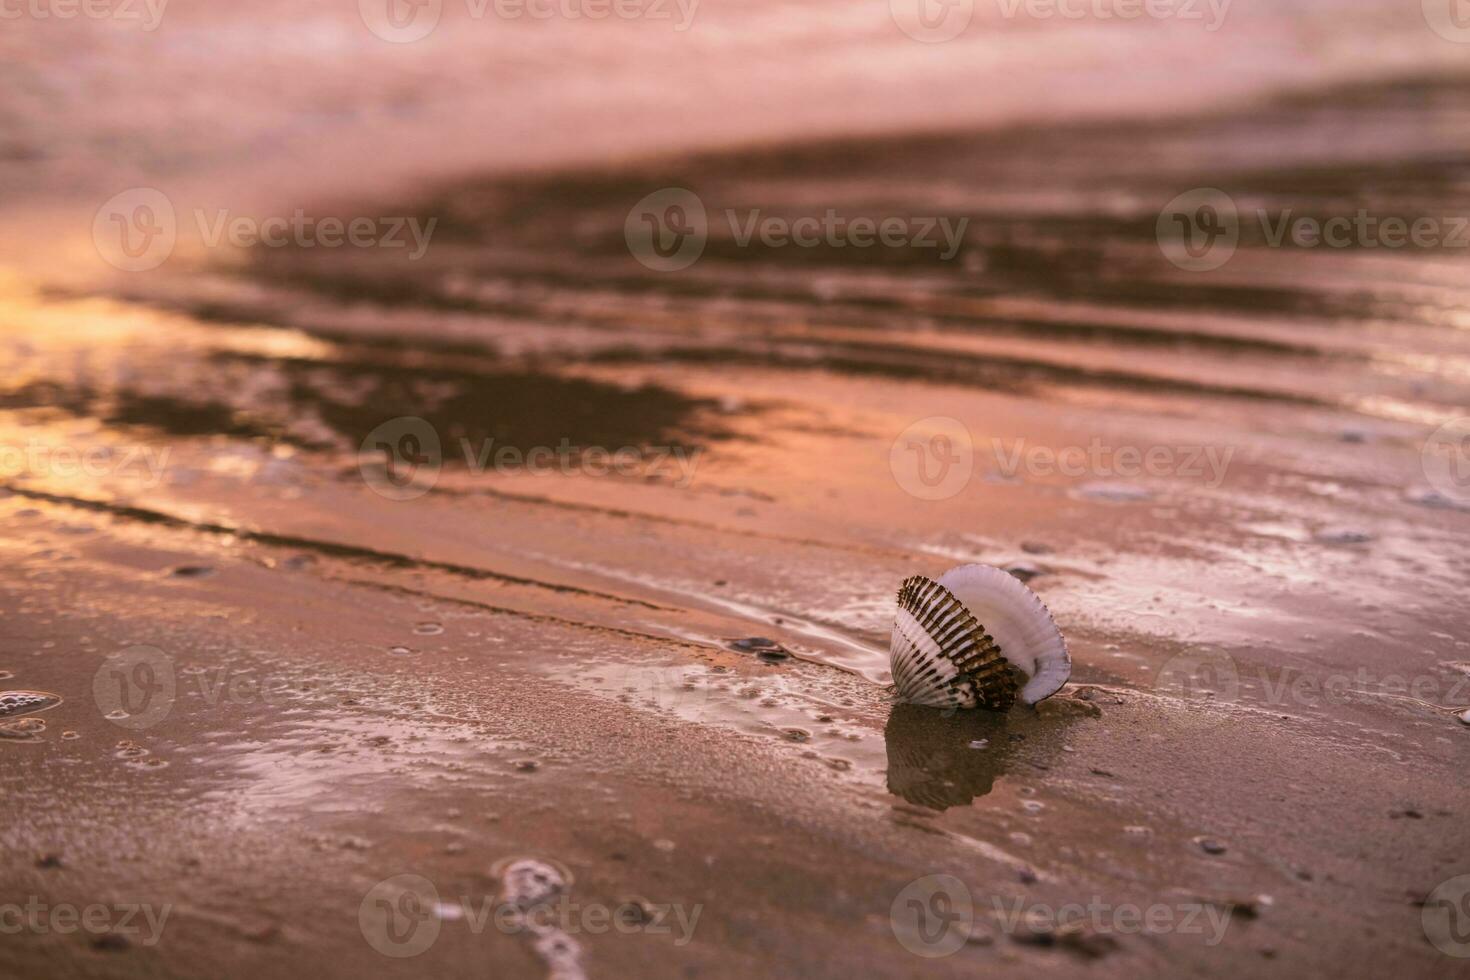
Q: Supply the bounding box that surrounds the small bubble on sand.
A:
[969,739,989,749]
[1314,528,1372,545]
[1006,562,1046,583]
[414,622,444,636]
[1195,837,1228,855]
[388,646,412,656]
[0,718,46,740]
[1456,708,1470,726]
[1405,488,1466,510]
[729,637,789,662]
[1075,482,1153,503]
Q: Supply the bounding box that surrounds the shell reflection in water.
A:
[883,704,1015,811]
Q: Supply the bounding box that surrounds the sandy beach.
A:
[3,4,1470,977]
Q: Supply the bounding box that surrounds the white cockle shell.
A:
[890,563,1070,710]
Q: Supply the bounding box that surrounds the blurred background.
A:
[3,2,1470,977]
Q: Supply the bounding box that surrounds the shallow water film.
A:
[2,3,1470,978]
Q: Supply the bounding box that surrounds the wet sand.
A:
[3,78,1470,977]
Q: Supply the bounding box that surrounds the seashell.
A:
[890,564,1070,710]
